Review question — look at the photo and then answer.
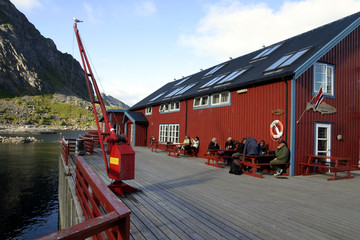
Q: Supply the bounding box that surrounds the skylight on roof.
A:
[204,64,226,77]
[264,47,311,73]
[174,76,190,86]
[165,86,185,98]
[149,92,165,102]
[200,75,226,89]
[175,83,196,95]
[252,43,283,60]
[216,68,249,85]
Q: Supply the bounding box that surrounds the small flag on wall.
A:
[314,87,324,110]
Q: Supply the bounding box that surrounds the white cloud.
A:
[179,0,360,61]
[135,1,157,17]
[10,0,42,11]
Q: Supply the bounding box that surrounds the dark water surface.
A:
[0,131,86,240]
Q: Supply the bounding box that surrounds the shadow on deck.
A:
[83,146,360,240]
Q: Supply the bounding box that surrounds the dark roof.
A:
[131,12,360,111]
[123,111,148,124]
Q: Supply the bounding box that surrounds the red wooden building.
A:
[130,12,360,176]
[100,109,148,147]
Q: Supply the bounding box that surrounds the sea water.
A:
[0,131,86,239]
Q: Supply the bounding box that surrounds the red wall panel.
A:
[186,81,291,155]
[294,26,360,174]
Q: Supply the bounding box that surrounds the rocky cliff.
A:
[0,0,89,99]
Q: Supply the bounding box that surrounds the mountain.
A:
[101,93,130,110]
[0,0,86,99]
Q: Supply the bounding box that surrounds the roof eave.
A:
[295,16,360,78]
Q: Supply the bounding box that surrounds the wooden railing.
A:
[39,144,131,239]
[61,138,76,165]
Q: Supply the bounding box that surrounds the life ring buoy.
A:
[270,120,284,140]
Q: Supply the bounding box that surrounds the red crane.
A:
[73,21,139,197]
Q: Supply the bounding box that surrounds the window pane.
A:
[314,63,334,96]
[194,98,200,106]
[318,127,327,138]
[201,96,208,105]
[221,92,229,102]
[315,64,325,73]
[315,73,326,83]
[212,94,220,104]
[318,140,327,151]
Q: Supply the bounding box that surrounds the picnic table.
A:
[299,155,357,181]
[241,154,289,178]
[205,149,238,168]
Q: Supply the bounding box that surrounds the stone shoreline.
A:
[0,124,93,143]
[0,136,40,144]
[0,124,92,135]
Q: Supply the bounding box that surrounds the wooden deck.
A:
[81,147,360,240]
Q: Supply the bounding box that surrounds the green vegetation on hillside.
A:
[0,94,97,128]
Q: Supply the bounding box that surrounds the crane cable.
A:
[72,29,124,135]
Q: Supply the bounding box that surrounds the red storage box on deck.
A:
[108,143,135,181]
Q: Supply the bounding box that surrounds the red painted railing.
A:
[61,138,76,165]
[39,142,131,239]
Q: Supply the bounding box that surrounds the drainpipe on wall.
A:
[284,78,288,143]
[289,76,297,176]
[185,101,188,136]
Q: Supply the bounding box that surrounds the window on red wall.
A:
[159,124,179,143]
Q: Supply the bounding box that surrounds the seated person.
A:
[242,137,261,159]
[191,136,200,150]
[259,140,268,155]
[271,141,289,176]
[222,137,236,164]
[181,136,191,152]
[190,136,200,156]
[232,138,246,158]
[208,137,220,154]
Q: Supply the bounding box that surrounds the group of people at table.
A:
[180,136,289,176]
[207,137,289,176]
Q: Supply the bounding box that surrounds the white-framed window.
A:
[170,102,180,111]
[159,104,169,112]
[211,92,230,106]
[313,62,334,97]
[193,96,209,107]
[159,124,179,143]
[145,107,152,115]
[159,102,180,113]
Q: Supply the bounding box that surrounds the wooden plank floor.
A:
[83,147,360,240]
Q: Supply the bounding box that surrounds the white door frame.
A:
[315,122,332,164]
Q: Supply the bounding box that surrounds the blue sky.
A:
[10,0,360,106]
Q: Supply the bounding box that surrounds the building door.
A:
[315,123,332,164]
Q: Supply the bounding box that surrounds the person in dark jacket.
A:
[242,137,261,159]
[208,137,220,150]
[232,138,246,158]
[259,140,268,155]
[271,140,290,176]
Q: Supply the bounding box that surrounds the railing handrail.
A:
[61,138,77,166]
[38,155,131,240]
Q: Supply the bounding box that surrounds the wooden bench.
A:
[204,149,238,168]
[150,141,171,153]
[241,155,290,178]
[167,143,181,158]
[299,155,357,181]
[205,149,223,168]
